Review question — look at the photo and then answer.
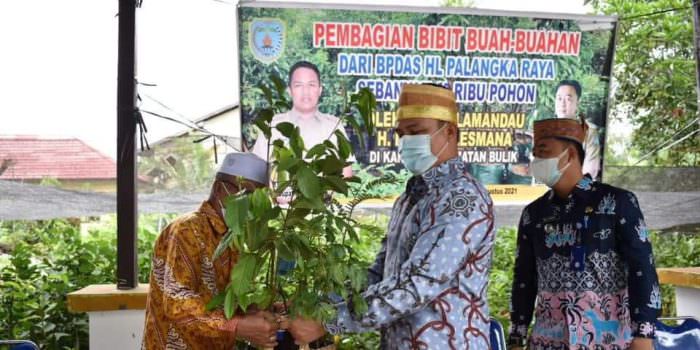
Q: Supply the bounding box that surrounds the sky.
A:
[1,0,593,159]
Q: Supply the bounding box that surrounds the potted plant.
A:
[208,75,378,350]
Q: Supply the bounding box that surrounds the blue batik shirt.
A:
[326,157,496,349]
[509,176,661,350]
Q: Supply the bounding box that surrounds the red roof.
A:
[0,135,116,180]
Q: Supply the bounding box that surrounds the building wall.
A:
[14,178,117,193]
[198,108,242,160]
[59,179,116,193]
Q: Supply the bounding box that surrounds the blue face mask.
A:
[399,124,449,175]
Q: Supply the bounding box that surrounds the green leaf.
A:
[306,143,327,159]
[272,139,286,150]
[276,238,295,261]
[238,292,251,313]
[330,265,345,285]
[213,231,234,260]
[319,158,345,175]
[260,85,274,106]
[351,293,368,316]
[52,332,70,340]
[345,175,361,183]
[251,289,274,310]
[323,140,338,151]
[329,245,347,260]
[296,166,321,199]
[224,195,250,237]
[276,148,301,173]
[224,288,236,319]
[230,253,258,295]
[250,188,272,218]
[344,116,366,152]
[288,208,311,219]
[295,197,325,211]
[319,303,337,322]
[324,176,349,195]
[334,130,353,159]
[262,206,282,221]
[271,73,287,97]
[276,122,296,138]
[253,109,274,140]
[289,132,305,158]
[246,222,270,251]
[287,234,314,258]
[287,215,312,228]
[206,292,226,311]
[275,100,292,112]
[336,217,359,242]
[286,208,311,226]
[349,266,367,292]
[356,87,376,136]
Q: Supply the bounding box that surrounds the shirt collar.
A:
[421,156,464,188]
[199,201,228,236]
[289,108,321,122]
[547,174,595,204]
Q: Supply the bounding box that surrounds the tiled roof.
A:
[0,135,116,180]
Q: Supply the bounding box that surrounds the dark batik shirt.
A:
[508,176,661,350]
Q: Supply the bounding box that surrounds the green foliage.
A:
[0,215,164,349]
[333,215,385,349]
[593,0,700,166]
[1,211,698,348]
[337,331,380,350]
[341,164,412,199]
[211,80,378,322]
[39,177,62,188]
[440,0,475,7]
[488,227,518,332]
[650,230,700,316]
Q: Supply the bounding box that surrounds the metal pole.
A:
[116,0,138,289]
[693,0,700,128]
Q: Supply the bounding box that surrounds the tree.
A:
[592,0,700,166]
[440,0,475,7]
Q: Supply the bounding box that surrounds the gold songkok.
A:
[397,84,458,125]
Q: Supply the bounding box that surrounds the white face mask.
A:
[399,124,449,175]
[530,149,571,187]
[218,200,227,219]
[218,182,234,218]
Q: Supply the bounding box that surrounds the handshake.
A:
[225,307,328,349]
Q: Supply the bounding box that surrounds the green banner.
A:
[238,3,617,203]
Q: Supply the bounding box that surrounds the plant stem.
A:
[269,246,277,301]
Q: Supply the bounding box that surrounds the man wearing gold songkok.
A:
[288,84,496,349]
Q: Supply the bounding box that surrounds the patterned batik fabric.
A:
[142,201,237,350]
[326,157,496,350]
[508,176,661,350]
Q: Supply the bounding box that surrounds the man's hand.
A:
[272,301,291,314]
[235,310,279,348]
[629,337,654,350]
[288,317,326,345]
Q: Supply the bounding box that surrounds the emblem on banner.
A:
[249,18,285,64]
